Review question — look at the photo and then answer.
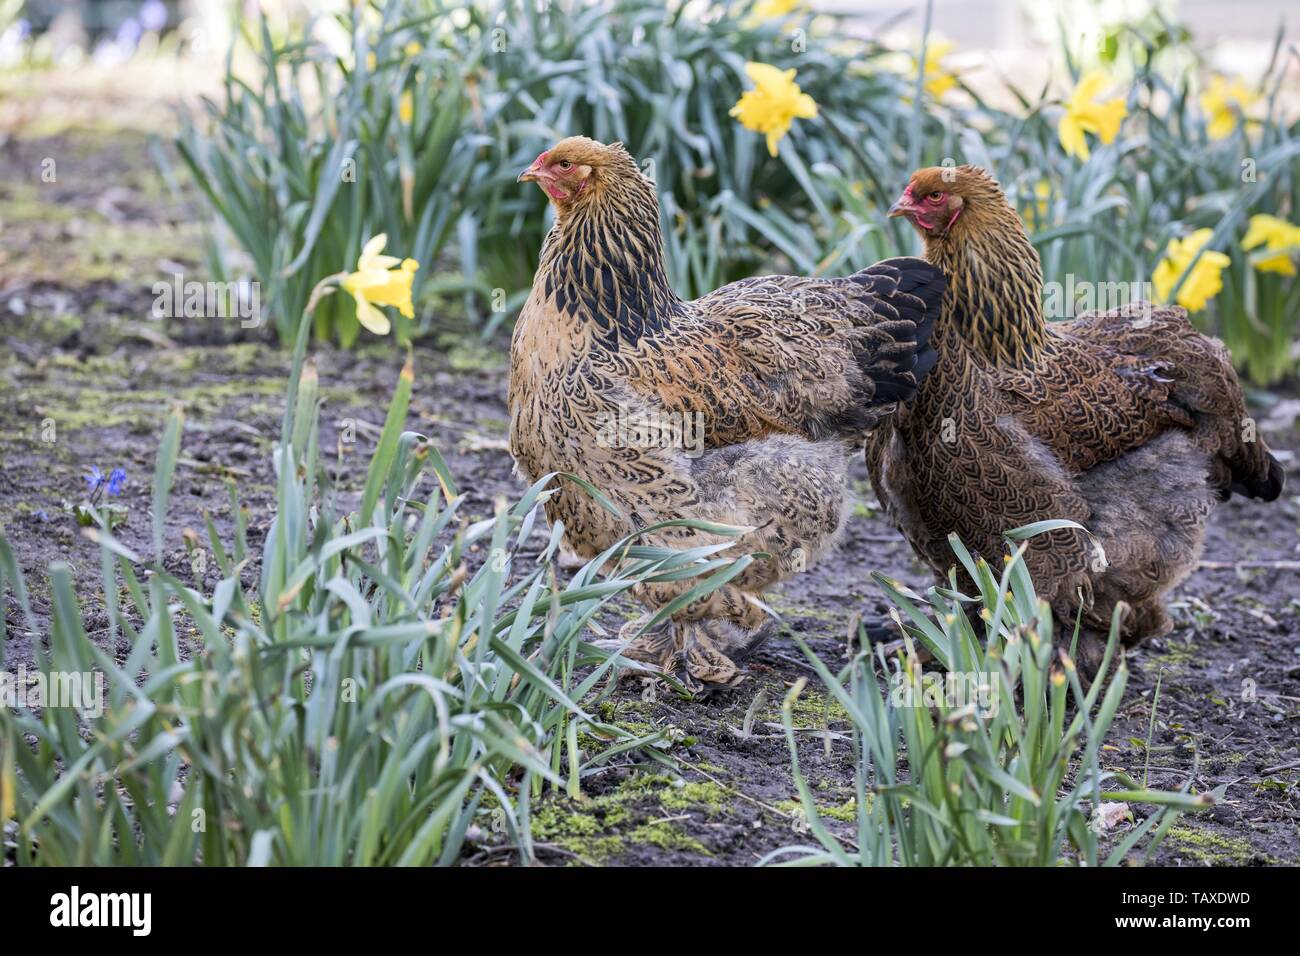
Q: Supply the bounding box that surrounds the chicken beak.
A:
[887,197,912,219]
[517,164,541,184]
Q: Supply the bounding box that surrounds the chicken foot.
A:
[604,614,777,696]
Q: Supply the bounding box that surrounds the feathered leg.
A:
[1053,432,1213,659]
[609,435,848,693]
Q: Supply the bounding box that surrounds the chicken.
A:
[509,136,945,692]
[868,164,1285,664]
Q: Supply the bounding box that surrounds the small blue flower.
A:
[106,468,127,496]
[115,18,143,50]
[84,465,104,492]
[139,1,168,32]
[34,508,49,522]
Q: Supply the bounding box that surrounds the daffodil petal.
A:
[1255,254,1297,276]
[1091,98,1127,144]
[744,62,789,90]
[1071,70,1109,105]
[354,296,392,335]
[341,235,422,337]
[1058,115,1089,160]
[359,234,388,264]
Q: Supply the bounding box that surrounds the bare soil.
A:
[2,115,1298,868]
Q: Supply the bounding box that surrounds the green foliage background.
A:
[175,0,1299,382]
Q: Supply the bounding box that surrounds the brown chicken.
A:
[868,164,1285,662]
[509,136,945,692]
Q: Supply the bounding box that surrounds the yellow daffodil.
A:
[1200,75,1258,140]
[341,234,419,335]
[729,62,818,157]
[0,745,14,824]
[748,0,801,20]
[399,89,414,125]
[1242,213,1300,276]
[1152,229,1230,313]
[404,40,422,57]
[1058,70,1127,160]
[1022,179,1053,224]
[914,38,958,100]
[365,51,377,71]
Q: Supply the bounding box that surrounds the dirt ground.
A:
[2,85,1298,868]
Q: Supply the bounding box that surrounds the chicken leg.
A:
[607,434,849,692]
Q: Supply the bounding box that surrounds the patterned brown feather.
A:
[509,136,945,690]
[868,164,1285,656]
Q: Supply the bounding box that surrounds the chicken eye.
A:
[558,160,572,170]
[927,191,944,202]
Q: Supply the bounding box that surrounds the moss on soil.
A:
[759,684,850,729]
[525,770,735,864]
[776,797,859,822]
[1165,825,1275,865]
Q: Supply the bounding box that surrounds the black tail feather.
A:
[1227,451,1285,501]
[851,257,945,408]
